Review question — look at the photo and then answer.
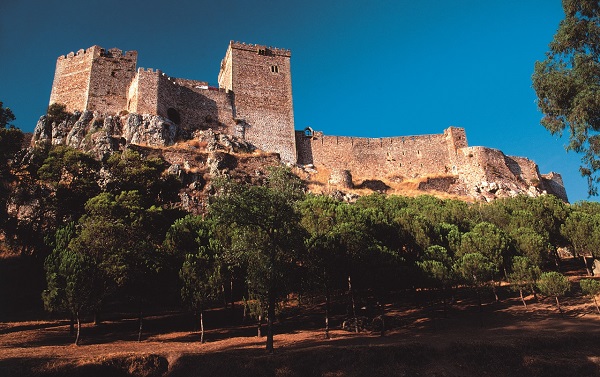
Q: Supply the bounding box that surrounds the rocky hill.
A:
[28,110,568,208]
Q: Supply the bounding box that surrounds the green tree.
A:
[418,245,455,317]
[537,271,571,316]
[0,101,24,230]
[459,222,510,301]
[209,167,305,353]
[37,145,100,224]
[508,256,541,308]
[105,149,180,205]
[299,194,345,338]
[580,278,600,314]
[42,223,99,345]
[561,211,600,275]
[453,252,497,314]
[46,103,70,124]
[510,227,549,268]
[179,221,222,343]
[69,191,165,335]
[532,0,600,195]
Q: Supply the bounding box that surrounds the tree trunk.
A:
[257,314,262,337]
[75,311,81,346]
[555,296,563,317]
[379,301,386,337]
[69,314,75,335]
[348,275,358,333]
[137,308,143,342]
[266,290,275,353]
[583,254,592,276]
[230,278,235,311]
[476,288,483,327]
[519,289,527,308]
[442,284,448,318]
[200,310,205,343]
[222,283,227,309]
[594,296,600,314]
[325,283,330,339]
[93,311,100,326]
[492,280,499,302]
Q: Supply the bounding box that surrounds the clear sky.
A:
[0,0,593,202]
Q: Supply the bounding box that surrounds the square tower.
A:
[218,41,296,163]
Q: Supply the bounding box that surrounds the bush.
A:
[47,103,70,124]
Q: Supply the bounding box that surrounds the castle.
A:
[47,41,568,202]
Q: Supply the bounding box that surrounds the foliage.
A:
[42,222,98,345]
[453,252,497,290]
[508,256,541,307]
[580,278,600,298]
[537,271,570,298]
[580,278,600,313]
[562,210,600,258]
[0,101,24,230]
[532,0,600,195]
[209,166,305,352]
[418,245,454,287]
[105,149,180,205]
[179,220,222,342]
[37,145,101,223]
[459,222,510,275]
[537,271,570,315]
[46,103,70,125]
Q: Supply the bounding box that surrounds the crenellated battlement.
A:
[57,45,137,61]
[229,41,291,57]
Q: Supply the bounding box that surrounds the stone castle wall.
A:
[296,131,452,180]
[47,42,568,201]
[49,47,97,113]
[87,48,137,113]
[49,46,137,114]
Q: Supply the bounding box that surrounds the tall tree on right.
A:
[532,0,600,195]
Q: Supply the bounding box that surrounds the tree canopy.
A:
[533,0,600,195]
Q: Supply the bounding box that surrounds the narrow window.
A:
[271,65,279,73]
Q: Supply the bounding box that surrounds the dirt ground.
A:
[2,286,600,377]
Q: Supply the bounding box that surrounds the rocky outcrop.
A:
[32,111,181,160]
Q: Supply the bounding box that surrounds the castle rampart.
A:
[297,130,451,179]
[46,41,567,201]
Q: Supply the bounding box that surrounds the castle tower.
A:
[218,41,296,163]
[49,46,137,114]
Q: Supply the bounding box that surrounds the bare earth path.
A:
[2,293,600,376]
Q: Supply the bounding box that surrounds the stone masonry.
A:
[47,41,568,202]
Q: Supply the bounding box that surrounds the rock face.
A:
[32,111,180,160]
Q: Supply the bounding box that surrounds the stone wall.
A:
[49,47,97,112]
[86,48,137,113]
[128,68,160,115]
[49,46,137,114]
[297,130,451,179]
[219,42,296,163]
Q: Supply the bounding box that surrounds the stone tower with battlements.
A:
[218,41,296,163]
[49,46,138,114]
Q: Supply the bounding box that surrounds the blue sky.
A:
[0,0,592,202]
